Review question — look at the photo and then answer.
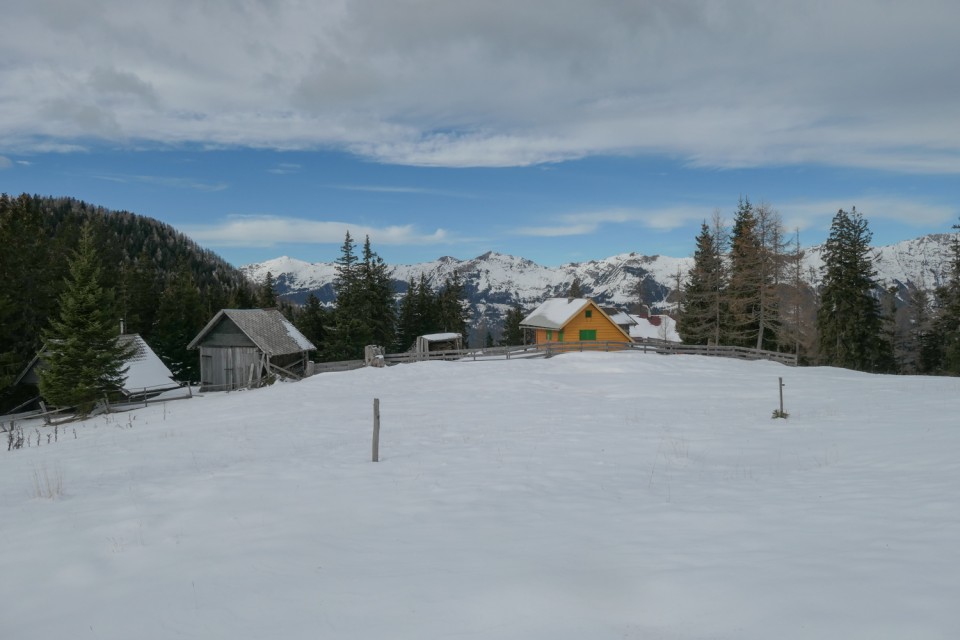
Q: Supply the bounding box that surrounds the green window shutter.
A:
[579,329,597,341]
[546,330,552,341]
[585,309,593,318]
[557,330,564,342]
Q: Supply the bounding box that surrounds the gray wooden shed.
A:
[187,309,316,391]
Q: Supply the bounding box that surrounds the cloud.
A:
[514,206,717,237]
[1,1,958,173]
[777,197,959,235]
[267,163,301,175]
[0,156,11,169]
[182,215,449,247]
[514,223,598,237]
[93,173,228,192]
[326,183,473,198]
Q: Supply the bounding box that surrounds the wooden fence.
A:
[372,340,798,367]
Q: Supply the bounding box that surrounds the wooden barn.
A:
[187,309,315,391]
[521,298,632,347]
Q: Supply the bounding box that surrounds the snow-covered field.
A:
[2,353,959,639]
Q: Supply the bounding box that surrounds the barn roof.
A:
[14,334,178,393]
[117,334,179,391]
[187,309,316,355]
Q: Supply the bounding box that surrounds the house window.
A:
[579,329,597,341]
[585,309,593,318]
[557,331,564,342]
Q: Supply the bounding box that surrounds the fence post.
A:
[372,398,380,462]
[779,377,785,416]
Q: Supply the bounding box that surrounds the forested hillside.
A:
[0,193,256,412]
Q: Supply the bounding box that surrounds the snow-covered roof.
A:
[628,315,682,342]
[14,334,179,393]
[606,311,637,327]
[188,309,316,355]
[520,298,591,330]
[421,332,462,342]
[118,334,179,392]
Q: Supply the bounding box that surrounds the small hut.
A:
[415,332,463,358]
[187,309,315,391]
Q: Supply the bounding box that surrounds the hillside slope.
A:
[3,353,959,639]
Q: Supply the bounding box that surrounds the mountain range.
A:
[242,233,957,340]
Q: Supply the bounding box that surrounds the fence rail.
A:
[373,340,798,367]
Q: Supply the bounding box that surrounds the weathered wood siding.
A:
[199,346,262,390]
[196,317,257,348]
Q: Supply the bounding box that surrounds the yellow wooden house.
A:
[520,298,633,347]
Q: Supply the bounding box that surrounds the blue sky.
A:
[2,1,958,267]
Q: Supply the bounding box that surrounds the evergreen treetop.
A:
[39,224,135,413]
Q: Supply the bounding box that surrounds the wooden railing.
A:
[373,340,798,367]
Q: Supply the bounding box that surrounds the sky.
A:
[1,0,959,268]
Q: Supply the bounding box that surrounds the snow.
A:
[521,297,590,329]
[242,235,959,321]
[420,332,461,341]
[628,314,682,342]
[3,354,960,639]
[120,335,178,393]
[280,317,315,352]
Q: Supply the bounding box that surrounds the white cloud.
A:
[514,224,598,237]
[514,206,719,237]
[182,215,449,247]
[1,1,958,173]
[777,197,959,236]
[93,173,228,192]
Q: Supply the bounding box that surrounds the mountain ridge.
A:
[242,233,957,339]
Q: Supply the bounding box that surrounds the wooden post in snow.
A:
[779,377,785,416]
[372,398,380,462]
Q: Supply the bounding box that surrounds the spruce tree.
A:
[39,224,134,412]
[816,208,895,372]
[395,277,420,351]
[438,270,469,338]
[500,305,527,346]
[359,236,397,350]
[295,293,328,354]
[567,276,584,298]
[679,221,727,345]
[326,232,363,361]
[259,271,278,308]
[153,263,207,382]
[326,233,397,360]
[727,197,762,347]
[928,226,960,374]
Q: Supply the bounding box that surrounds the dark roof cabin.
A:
[187,309,315,391]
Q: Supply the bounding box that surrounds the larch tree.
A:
[39,224,134,413]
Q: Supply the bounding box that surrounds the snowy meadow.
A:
[2,352,959,639]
